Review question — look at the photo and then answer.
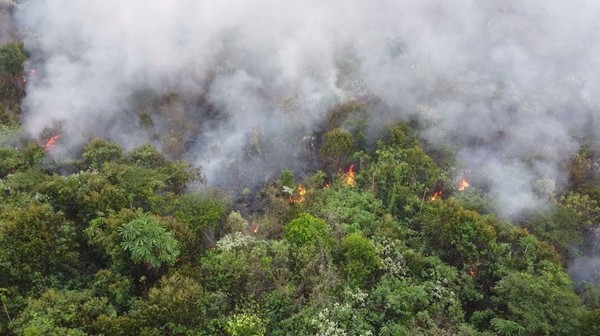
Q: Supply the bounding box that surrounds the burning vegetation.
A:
[3,2,600,333]
[458,177,470,191]
[344,164,356,187]
[431,190,443,201]
[289,184,306,204]
[41,134,60,151]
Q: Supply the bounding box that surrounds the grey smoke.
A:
[0,0,18,44]
[10,0,600,217]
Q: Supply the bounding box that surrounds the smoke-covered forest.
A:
[2,1,600,335]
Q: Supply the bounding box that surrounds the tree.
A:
[341,233,381,286]
[10,289,115,335]
[490,318,526,336]
[285,213,331,247]
[82,138,124,170]
[363,143,441,217]
[226,313,267,336]
[85,208,142,271]
[135,273,204,333]
[173,191,229,235]
[0,42,26,76]
[118,214,181,269]
[73,171,129,222]
[494,270,588,335]
[0,204,79,289]
[321,128,355,169]
[129,144,166,168]
[421,199,497,267]
[0,42,26,103]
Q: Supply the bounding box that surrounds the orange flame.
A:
[431,191,442,201]
[251,222,259,234]
[290,185,306,204]
[458,178,470,191]
[344,164,356,187]
[44,134,61,151]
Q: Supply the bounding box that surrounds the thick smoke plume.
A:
[11,0,600,218]
[0,1,17,44]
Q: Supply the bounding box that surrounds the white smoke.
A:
[0,0,17,44]
[13,0,600,217]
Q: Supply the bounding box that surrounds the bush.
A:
[285,213,331,247]
[118,214,181,269]
[226,313,267,336]
[341,233,381,286]
[82,138,124,169]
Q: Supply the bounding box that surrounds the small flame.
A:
[344,164,356,187]
[469,266,478,278]
[22,69,36,84]
[431,191,443,201]
[251,222,259,234]
[458,178,470,191]
[290,185,306,204]
[43,134,61,151]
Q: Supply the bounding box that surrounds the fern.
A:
[118,214,181,268]
[491,318,526,336]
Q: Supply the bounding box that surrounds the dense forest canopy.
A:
[2,1,600,335]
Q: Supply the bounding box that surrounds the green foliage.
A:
[341,233,381,286]
[581,309,600,336]
[225,211,249,234]
[0,121,19,143]
[0,42,26,76]
[92,315,142,336]
[0,116,596,335]
[129,144,166,168]
[326,101,366,130]
[559,192,600,226]
[369,274,465,330]
[0,103,18,126]
[285,213,331,247]
[85,208,141,271]
[82,138,124,169]
[0,42,26,104]
[11,289,115,335]
[490,318,525,336]
[174,191,229,234]
[200,249,252,297]
[452,188,495,215]
[363,143,441,217]
[325,101,369,150]
[91,270,135,313]
[159,160,202,194]
[136,273,204,333]
[321,128,355,167]
[73,171,129,222]
[0,142,47,179]
[226,313,267,336]
[280,169,295,188]
[310,186,384,234]
[0,204,79,289]
[383,122,416,148]
[521,205,587,257]
[101,162,167,211]
[569,145,600,193]
[118,214,181,268]
[0,147,22,177]
[422,199,497,266]
[494,270,588,335]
